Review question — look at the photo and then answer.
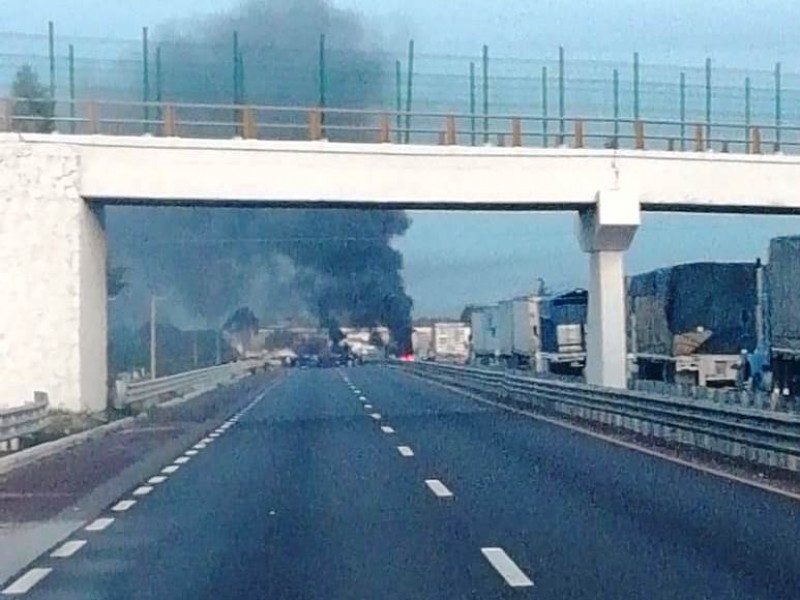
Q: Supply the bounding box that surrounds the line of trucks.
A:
[415,235,800,395]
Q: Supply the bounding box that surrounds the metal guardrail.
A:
[403,361,800,472]
[0,391,49,451]
[114,359,268,410]
[2,97,799,155]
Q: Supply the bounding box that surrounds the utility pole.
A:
[150,295,157,379]
[149,294,166,379]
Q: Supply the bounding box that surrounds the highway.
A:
[5,365,800,599]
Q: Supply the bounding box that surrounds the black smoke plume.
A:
[108,0,413,351]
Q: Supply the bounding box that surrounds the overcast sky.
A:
[6,0,800,317]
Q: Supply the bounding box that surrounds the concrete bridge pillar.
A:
[0,139,107,412]
[576,189,640,388]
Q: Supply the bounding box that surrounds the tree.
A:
[10,65,55,133]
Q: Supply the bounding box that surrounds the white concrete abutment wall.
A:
[4,133,800,411]
[0,140,106,412]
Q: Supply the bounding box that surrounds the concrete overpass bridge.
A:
[3,101,800,412]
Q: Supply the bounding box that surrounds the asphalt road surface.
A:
[5,365,800,599]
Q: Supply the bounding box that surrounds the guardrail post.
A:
[308,109,323,141]
[634,120,645,150]
[378,115,391,143]
[751,126,762,154]
[242,106,257,139]
[445,115,456,145]
[694,124,704,152]
[162,104,176,137]
[573,119,585,149]
[87,101,100,134]
[511,117,522,147]
[0,98,12,132]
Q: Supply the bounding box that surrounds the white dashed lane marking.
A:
[381,426,395,434]
[425,479,454,498]
[147,476,168,485]
[481,548,535,588]
[364,404,373,409]
[397,446,414,457]
[50,540,87,558]
[161,465,180,474]
[201,437,215,444]
[370,413,382,420]
[1,568,52,595]
[85,518,114,532]
[111,500,136,512]
[208,433,220,438]
[185,450,199,456]
[174,456,191,465]
[132,486,153,497]
[359,396,367,401]
[193,443,207,450]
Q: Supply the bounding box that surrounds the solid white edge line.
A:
[147,476,168,485]
[50,540,88,558]
[174,456,191,465]
[381,426,395,434]
[2,568,53,595]
[162,465,180,474]
[481,547,534,588]
[425,479,453,498]
[412,373,800,504]
[85,517,114,532]
[111,500,136,512]
[397,446,414,457]
[132,486,154,496]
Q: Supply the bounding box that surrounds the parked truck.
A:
[491,295,543,369]
[470,305,499,365]
[538,289,588,375]
[431,321,471,363]
[628,262,758,387]
[767,237,800,395]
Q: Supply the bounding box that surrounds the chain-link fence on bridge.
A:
[2,25,800,150]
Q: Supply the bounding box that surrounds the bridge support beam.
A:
[576,189,640,388]
[0,141,107,412]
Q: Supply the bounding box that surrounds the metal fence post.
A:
[155,45,163,125]
[541,66,548,147]
[318,33,326,137]
[511,117,522,147]
[404,39,415,144]
[470,61,476,146]
[745,77,751,153]
[445,115,456,145]
[142,26,150,134]
[613,68,620,148]
[752,126,761,154]
[395,60,402,143]
[558,46,565,144]
[482,44,489,145]
[679,72,686,151]
[48,21,56,101]
[574,119,584,148]
[775,61,782,152]
[634,120,644,150]
[68,44,76,134]
[633,51,640,120]
[162,104,176,137]
[705,57,711,150]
